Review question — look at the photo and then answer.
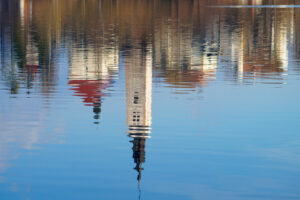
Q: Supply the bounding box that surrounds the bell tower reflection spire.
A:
[126,44,152,186]
[131,137,146,184]
[92,96,101,124]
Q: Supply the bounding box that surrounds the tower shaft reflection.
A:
[126,45,152,185]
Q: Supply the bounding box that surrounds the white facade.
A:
[126,47,152,136]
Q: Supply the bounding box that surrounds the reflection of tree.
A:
[0,0,60,95]
[0,1,20,94]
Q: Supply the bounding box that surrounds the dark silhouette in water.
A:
[131,137,146,183]
[130,136,147,200]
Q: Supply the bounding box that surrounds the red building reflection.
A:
[69,79,111,123]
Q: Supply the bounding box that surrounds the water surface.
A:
[0,0,300,199]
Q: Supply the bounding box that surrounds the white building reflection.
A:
[68,44,119,123]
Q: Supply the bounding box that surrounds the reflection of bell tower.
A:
[131,137,146,183]
[126,44,152,186]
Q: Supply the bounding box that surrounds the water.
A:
[0,0,300,199]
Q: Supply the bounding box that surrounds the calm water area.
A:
[0,0,300,199]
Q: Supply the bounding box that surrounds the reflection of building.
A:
[24,33,39,92]
[152,2,219,89]
[216,3,297,83]
[69,79,109,122]
[125,45,152,184]
[68,45,119,123]
[25,33,39,67]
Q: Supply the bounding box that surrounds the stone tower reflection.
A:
[126,45,152,185]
